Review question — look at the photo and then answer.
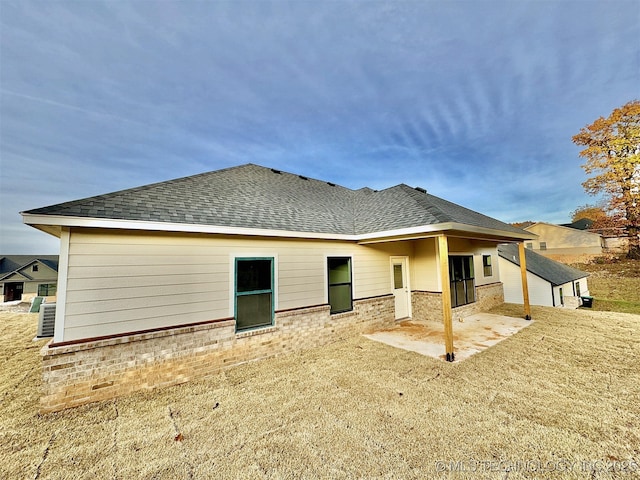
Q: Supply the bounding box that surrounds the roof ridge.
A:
[251,163,357,192]
[396,184,453,223]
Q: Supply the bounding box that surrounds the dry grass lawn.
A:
[573,257,640,315]
[2,305,639,479]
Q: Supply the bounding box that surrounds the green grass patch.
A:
[590,298,640,315]
[571,257,640,315]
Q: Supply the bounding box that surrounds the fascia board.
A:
[357,223,537,243]
[0,270,31,282]
[22,214,537,243]
[22,214,356,241]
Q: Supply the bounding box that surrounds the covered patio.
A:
[363,312,533,361]
[361,233,535,362]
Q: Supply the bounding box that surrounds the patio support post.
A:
[438,235,455,361]
[518,242,532,320]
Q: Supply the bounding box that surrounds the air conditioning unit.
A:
[37,303,56,338]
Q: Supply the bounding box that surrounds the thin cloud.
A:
[1,1,638,253]
[1,89,149,126]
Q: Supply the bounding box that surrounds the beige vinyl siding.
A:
[64,231,231,341]
[412,238,439,291]
[355,243,413,297]
[403,238,498,292]
[446,238,501,287]
[471,246,500,287]
[61,229,411,342]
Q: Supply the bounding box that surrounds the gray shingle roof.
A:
[498,244,588,285]
[0,255,59,276]
[24,164,529,237]
[560,218,594,230]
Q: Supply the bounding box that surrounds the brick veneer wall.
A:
[451,282,504,320]
[40,295,394,413]
[411,282,504,323]
[411,291,444,323]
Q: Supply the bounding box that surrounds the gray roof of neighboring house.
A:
[0,255,59,278]
[560,218,594,230]
[24,163,529,237]
[497,244,589,286]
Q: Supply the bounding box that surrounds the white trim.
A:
[0,271,31,282]
[53,228,70,343]
[22,214,355,241]
[357,223,536,243]
[22,214,536,243]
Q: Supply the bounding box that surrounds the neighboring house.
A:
[0,255,59,303]
[22,164,535,412]
[560,218,594,231]
[523,222,603,256]
[498,244,589,308]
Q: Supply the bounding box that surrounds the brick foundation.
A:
[411,283,504,323]
[451,282,504,320]
[40,295,394,413]
[411,291,444,322]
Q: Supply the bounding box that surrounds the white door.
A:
[391,257,410,320]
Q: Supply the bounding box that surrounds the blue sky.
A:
[1,1,639,254]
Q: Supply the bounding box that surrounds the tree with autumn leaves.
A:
[570,203,625,237]
[572,100,640,259]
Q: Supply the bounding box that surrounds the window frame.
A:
[327,256,353,314]
[539,242,547,250]
[37,283,57,296]
[449,255,476,308]
[482,255,493,277]
[234,257,274,332]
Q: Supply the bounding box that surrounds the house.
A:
[523,222,603,257]
[560,218,594,231]
[22,164,535,412]
[0,255,59,303]
[498,244,589,308]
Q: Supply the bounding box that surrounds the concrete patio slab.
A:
[363,313,533,361]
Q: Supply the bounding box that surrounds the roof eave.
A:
[356,222,537,244]
[22,215,537,244]
[21,213,356,241]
